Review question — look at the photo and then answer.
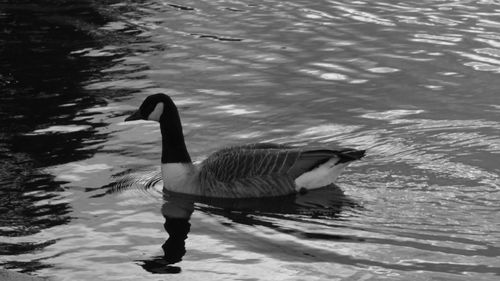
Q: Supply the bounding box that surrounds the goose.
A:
[124,93,365,198]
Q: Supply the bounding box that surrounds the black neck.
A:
[159,97,191,164]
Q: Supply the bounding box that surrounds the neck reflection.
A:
[140,193,194,274]
[161,194,194,264]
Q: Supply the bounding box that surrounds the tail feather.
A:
[337,149,366,164]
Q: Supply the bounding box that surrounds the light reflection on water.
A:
[1,0,500,280]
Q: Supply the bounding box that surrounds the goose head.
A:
[125,93,168,122]
[124,93,191,163]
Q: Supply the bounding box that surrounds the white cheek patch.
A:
[148,103,164,121]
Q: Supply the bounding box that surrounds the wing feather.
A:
[200,143,300,182]
[198,143,364,196]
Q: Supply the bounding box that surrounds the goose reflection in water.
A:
[140,184,357,274]
[140,194,194,274]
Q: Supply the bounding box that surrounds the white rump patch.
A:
[294,157,348,191]
[148,103,164,121]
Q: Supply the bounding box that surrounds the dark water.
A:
[1,0,499,280]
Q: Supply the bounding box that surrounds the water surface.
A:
[0,0,499,280]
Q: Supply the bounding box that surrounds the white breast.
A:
[294,157,348,191]
[161,163,198,194]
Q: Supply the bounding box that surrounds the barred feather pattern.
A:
[198,144,306,198]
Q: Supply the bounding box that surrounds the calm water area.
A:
[0,0,499,280]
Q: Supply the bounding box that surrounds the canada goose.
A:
[124,93,365,198]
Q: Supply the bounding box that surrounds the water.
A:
[1,0,499,280]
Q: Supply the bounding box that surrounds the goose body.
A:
[125,94,365,198]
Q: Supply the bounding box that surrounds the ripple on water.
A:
[213,104,260,116]
[411,33,462,45]
[360,109,426,120]
[367,67,400,73]
[30,125,92,134]
[335,5,395,26]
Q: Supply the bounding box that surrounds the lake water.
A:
[1,0,499,280]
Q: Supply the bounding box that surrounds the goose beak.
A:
[125,110,142,121]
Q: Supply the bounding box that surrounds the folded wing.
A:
[198,143,364,197]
